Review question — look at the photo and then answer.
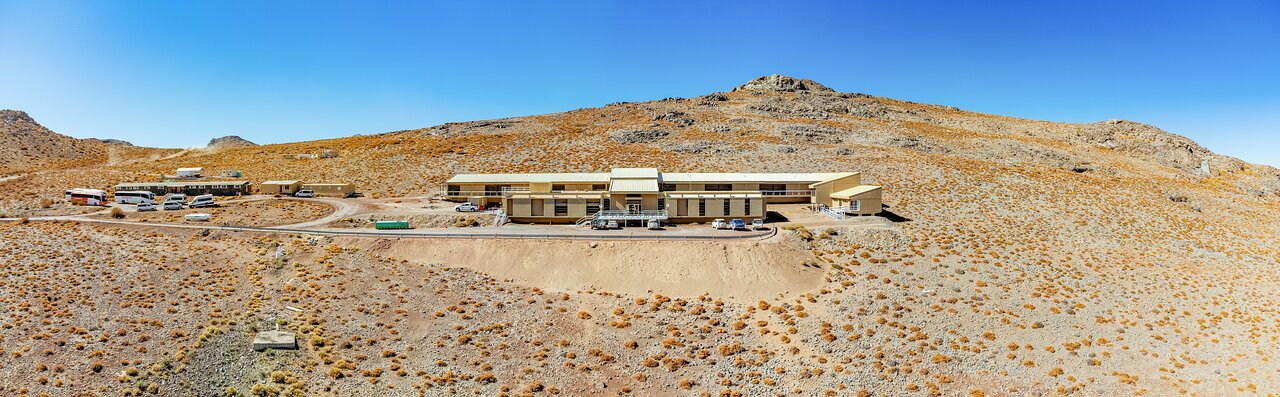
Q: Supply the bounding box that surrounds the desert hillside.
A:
[3,75,1280,396]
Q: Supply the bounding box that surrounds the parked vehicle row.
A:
[712,218,767,231]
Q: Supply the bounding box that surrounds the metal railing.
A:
[441,190,506,197]
[594,210,669,220]
[760,190,815,196]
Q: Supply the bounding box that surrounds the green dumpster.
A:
[374,220,412,230]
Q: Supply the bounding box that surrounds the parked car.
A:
[136,202,157,212]
[711,219,727,229]
[455,203,481,212]
[605,220,619,229]
[163,201,184,210]
[293,190,314,198]
[590,219,609,230]
[751,219,765,230]
[647,219,661,230]
[730,219,747,230]
[188,194,216,208]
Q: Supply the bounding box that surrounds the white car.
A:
[711,219,727,229]
[163,201,184,211]
[455,203,481,212]
[751,219,765,230]
[293,190,314,198]
[136,202,157,212]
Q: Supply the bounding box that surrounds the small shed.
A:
[176,167,204,178]
[301,183,356,197]
[260,180,303,195]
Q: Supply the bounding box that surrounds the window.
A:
[723,200,731,215]
[760,183,786,191]
[851,200,860,212]
[592,184,606,191]
[705,183,732,191]
[660,183,676,191]
[698,200,706,216]
[744,199,751,215]
[602,198,610,211]
[586,200,600,214]
[554,199,568,216]
[657,197,665,211]
[552,184,566,191]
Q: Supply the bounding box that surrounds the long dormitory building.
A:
[443,168,882,223]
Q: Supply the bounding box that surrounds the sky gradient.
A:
[2,1,1277,166]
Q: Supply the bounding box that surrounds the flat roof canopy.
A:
[831,185,882,199]
[447,173,610,184]
[609,178,659,193]
[262,180,301,185]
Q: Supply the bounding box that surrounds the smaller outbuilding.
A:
[259,180,303,195]
[301,183,356,197]
[176,167,204,178]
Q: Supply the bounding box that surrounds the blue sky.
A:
[1,1,1277,166]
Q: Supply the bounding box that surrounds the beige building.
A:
[443,168,881,224]
[259,180,356,197]
[301,183,356,197]
[259,180,303,195]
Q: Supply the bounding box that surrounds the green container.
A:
[374,221,411,230]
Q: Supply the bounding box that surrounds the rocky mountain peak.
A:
[207,135,258,149]
[732,74,835,93]
[1,109,36,126]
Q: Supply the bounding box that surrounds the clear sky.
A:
[2,1,1277,166]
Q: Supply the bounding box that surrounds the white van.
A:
[163,201,184,210]
[188,194,215,208]
[115,190,155,204]
[293,190,314,198]
[164,194,187,203]
[136,202,157,212]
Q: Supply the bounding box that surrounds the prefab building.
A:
[259,180,303,195]
[115,181,252,196]
[300,183,356,197]
[176,167,204,178]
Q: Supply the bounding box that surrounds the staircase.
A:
[574,216,594,227]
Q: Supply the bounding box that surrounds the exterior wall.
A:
[260,182,303,195]
[511,198,531,217]
[301,184,355,197]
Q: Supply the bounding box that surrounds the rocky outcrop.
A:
[608,129,671,144]
[207,135,258,149]
[733,74,835,93]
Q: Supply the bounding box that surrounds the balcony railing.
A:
[594,210,669,220]
[442,190,506,197]
[760,190,815,196]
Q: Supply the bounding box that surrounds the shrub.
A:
[111,207,125,219]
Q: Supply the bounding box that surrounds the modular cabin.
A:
[175,167,204,178]
[442,168,883,224]
[300,183,356,197]
[115,181,252,197]
[259,180,304,195]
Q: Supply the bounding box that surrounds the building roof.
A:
[830,185,882,199]
[609,178,659,193]
[610,168,659,179]
[262,180,301,185]
[115,181,251,188]
[301,183,351,186]
[661,172,855,183]
[807,172,861,188]
[446,172,610,184]
[176,167,203,172]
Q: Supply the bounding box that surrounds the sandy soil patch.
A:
[92,199,333,227]
[345,235,824,300]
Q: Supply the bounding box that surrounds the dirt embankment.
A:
[342,235,824,301]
